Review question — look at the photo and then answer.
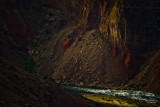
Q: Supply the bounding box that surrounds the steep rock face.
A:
[0,0,79,48]
[9,0,158,93]
[49,0,130,87]
[123,0,160,75]
[0,6,35,48]
[50,0,123,85]
[126,50,160,94]
[49,0,160,90]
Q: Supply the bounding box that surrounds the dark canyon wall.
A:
[0,0,160,93]
[50,0,160,91]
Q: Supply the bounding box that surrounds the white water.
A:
[61,85,160,104]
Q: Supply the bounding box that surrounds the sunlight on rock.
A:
[81,94,136,107]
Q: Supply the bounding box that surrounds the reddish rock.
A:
[0,7,35,47]
[62,38,74,51]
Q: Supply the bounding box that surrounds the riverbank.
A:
[81,93,154,107]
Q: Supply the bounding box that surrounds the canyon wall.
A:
[51,0,160,90]
[1,0,160,92]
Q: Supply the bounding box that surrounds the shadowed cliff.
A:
[0,0,160,106]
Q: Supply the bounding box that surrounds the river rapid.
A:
[61,85,160,104]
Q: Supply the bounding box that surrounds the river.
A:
[61,85,160,104]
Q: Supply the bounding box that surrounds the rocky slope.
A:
[30,0,160,93]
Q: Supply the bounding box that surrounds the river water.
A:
[61,85,160,104]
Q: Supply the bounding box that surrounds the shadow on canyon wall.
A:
[0,0,160,106]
